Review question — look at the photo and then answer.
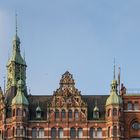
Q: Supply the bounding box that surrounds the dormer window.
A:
[36,106,41,119]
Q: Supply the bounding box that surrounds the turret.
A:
[5,15,27,108]
[105,63,123,140]
[11,79,29,139]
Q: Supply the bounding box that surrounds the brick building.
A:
[0,31,140,140]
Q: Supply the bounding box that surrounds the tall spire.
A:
[113,58,116,80]
[15,12,18,36]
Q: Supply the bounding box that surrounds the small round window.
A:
[132,122,140,130]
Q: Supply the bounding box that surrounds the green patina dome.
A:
[106,80,122,106]
[12,80,29,106]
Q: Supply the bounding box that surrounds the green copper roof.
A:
[93,106,99,112]
[12,80,29,106]
[7,34,26,66]
[36,105,41,112]
[106,80,122,106]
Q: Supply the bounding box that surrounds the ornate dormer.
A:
[36,104,42,119]
[49,71,87,122]
[93,101,99,119]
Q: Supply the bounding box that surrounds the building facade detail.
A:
[0,31,140,140]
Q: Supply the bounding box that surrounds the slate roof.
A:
[28,94,109,120]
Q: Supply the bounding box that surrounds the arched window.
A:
[17,108,22,116]
[13,109,15,117]
[51,127,57,138]
[16,126,20,137]
[55,109,59,119]
[23,127,26,137]
[36,107,41,119]
[75,110,79,119]
[108,127,110,137]
[128,102,132,110]
[70,127,76,138]
[62,109,66,119]
[97,128,102,138]
[113,108,117,116]
[0,131,2,139]
[32,128,37,138]
[23,109,26,117]
[58,128,63,138]
[68,110,72,119]
[39,128,44,138]
[7,128,10,138]
[108,109,111,117]
[89,127,95,138]
[134,102,139,110]
[77,128,82,138]
[113,126,117,137]
[13,127,15,137]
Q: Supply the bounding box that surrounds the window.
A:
[7,128,10,138]
[51,127,57,138]
[62,110,66,119]
[17,108,22,116]
[89,127,95,138]
[108,109,111,117]
[16,126,20,137]
[128,102,132,110]
[68,110,72,119]
[77,128,82,138]
[70,127,76,138]
[75,110,79,119]
[113,126,117,137]
[55,109,59,119]
[23,127,26,137]
[108,127,110,137]
[13,109,15,117]
[58,128,63,138]
[36,109,41,119]
[113,108,117,116]
[134,102,139,110]
[23,109,26,117]
[132,122,140,130]
[32,128,37,138]
[13,127,15,137]
[39,128,44,138]
[97,128,102,138]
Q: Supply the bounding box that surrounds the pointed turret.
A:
[106,63,122,106]
[6,15,27,106]
[12,79,29,106]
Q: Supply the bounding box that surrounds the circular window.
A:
[132,122,140,130]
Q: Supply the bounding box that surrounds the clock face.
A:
[132,122,140,130]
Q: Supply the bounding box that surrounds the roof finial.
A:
[15,11,18,35]
[113,58,116,80]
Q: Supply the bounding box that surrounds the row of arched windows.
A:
[107,108,121,117]
[6,127,27,137]
[32,128,44,138]
[13,108,27,117]
[108,126,117,137]
[127,102,139,110]
[55,109,79,119]
[48,127,102,138]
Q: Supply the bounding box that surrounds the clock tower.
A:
[5,21,27,106]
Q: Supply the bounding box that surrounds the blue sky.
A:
[0,0,140,95]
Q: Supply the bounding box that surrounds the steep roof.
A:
[28,94,108,120]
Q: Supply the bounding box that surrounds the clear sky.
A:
[0,0,140,95]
